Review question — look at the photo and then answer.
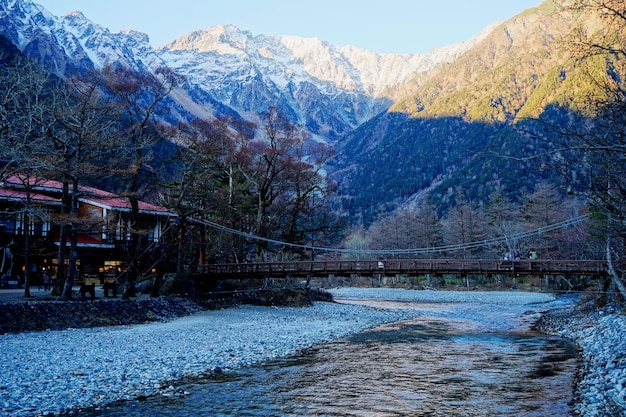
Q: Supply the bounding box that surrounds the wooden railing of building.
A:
[197,259,610,280]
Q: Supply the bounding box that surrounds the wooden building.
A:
[0,175,175,288]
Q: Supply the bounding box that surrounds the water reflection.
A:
[84,301,577,417]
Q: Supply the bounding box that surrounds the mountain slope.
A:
[158,24,495,140]
[0,0,495,142]
[2,0,602,227]
[329,0,602,222]
[391,1,573,122]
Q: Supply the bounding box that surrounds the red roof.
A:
[0,187,61,204]
[2,175,65,192]
[2,175,172,215]
[78,185,171,214]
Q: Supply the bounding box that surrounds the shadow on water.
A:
[83,306,578,417]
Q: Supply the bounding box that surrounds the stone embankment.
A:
[0,297,204,334]
[0,288,327,334]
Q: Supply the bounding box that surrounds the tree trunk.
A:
[53,178,70,296]
[122,195,140,299]
[198,224,206,269]
[255,193,267,260]
[606,238,626,300]
[62,230,78,300]
[62,178,81,300]
[22,215,31,298]
[53,223,67,296]
[177,217,186,274]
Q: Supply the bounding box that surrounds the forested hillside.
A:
[328,0,602,223]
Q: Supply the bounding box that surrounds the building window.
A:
[0,216,16,234]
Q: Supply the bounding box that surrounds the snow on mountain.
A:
[51,9,168,73]
[156,23,496,137]
[162,23,495,99]
[0,0,91,73]
[0,0,498,142]
[0,0,167,73]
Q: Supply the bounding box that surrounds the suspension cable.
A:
[192,214,589,256]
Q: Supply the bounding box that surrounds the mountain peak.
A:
[117,28,150,44]
[163,24,253,54]
[64,10,86,19]
[161,23,490,98]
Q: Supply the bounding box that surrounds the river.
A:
[81,298,578,416]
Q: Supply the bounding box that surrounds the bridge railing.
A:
[198,259,609,278]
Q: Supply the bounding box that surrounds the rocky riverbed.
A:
[0,288,624,417]
[0,291,416,416]
[533,300,626,416]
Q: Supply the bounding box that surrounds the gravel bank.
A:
[0,288,622,417]
[329,287,557,305]
[533,302,626,416]
[0,300,417,416]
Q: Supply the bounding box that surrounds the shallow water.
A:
[85,300,578,416]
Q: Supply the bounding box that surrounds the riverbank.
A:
[0,296,418,416]
[0,288,623,416]
[533,300,626,416]
[0,287,328,334]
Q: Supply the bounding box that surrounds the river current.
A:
[83,298,578,416]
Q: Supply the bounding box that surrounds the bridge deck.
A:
[198,259,609,280]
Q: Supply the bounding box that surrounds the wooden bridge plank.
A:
[198,259,609,280]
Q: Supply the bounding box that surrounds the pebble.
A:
[0,300,417,416]
[0,289,623,417]
[534,302,626,417]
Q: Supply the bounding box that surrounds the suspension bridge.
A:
[198,258,609,280]
[192,214,614,281]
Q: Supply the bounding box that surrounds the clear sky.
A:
[34,0,543,54]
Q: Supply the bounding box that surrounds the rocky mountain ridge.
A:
[2,0,603,226]
[0,0,496,141]
[162,23,499,98]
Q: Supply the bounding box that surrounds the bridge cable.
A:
[192,214,589,256]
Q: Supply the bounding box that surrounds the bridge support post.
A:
[460,273,469,288]
[432,273,444,287]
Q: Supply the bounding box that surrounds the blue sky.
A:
[34,0,542,54]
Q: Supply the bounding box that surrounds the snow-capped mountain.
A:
[162,23,497,98]
[0,0,166,73]
[0,0,495,141]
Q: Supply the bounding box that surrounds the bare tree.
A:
[243,107,296,257]
[413,199,443,258]
[238,107,333,260]
[0,57,55,179]
[342,226,368,261]
[485,188,525,259]
[366,207,417,257]
[205,118,256,264]
[101,65,183,298]
[0,57,56,297]
[280,137,335,252]
[47,71,118,300]
[442,191,487,260]
[521,181,568,259]
[160,120,225,275]
[553,0,626,299]
[364,199,441,260]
